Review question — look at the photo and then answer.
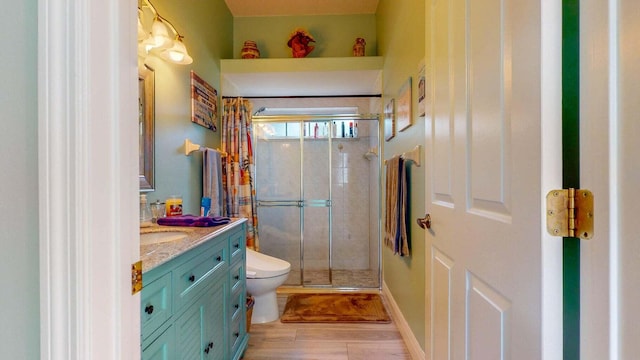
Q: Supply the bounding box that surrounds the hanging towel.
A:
[384,156,409,256]
[157,215,231,227]
[203,148,223,216]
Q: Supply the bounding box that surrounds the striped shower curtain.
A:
[221,97,259,250]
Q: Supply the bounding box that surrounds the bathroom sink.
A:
[140,231,189,245]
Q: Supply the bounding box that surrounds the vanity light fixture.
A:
[138,0,193,65]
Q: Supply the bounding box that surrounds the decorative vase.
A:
[287,28,315,58]
[241,40,260,59]
[353,38,366,57]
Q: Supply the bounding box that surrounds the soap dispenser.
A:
[140,194,153,227]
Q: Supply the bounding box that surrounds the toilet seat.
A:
[246,249,291,279]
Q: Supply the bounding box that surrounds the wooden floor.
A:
[242,292,411,360]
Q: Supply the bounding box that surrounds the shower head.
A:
[253,107,266,116]
[363,147,378,160]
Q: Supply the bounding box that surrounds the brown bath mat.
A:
[280,293,391,323]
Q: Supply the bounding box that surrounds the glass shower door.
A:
[254,121,333,286]
[301,121,332,286]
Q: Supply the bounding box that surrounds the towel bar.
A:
[384,145,421,167]
[184,139,227,156]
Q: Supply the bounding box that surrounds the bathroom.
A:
[135,0,426,351]
[12,0,640,358]
[4,0,426,358]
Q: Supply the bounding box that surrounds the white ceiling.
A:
[224,0,379,17]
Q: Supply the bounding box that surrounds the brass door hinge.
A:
[132,260,143,295]
[546,188,594,239]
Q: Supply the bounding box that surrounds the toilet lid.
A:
[246,249,291,278]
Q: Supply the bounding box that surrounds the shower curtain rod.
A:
[252,113,380,122]
[221,94,382,99]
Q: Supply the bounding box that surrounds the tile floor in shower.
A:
[284,269,380,288]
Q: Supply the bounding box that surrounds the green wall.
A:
[377,0,426,351]
[0,0,40,358]
[143,0,234,213]
[233,15,377,58]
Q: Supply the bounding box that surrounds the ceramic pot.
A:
[353,38,366,57]
[241,40,260,59]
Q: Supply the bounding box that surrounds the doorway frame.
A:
[38,0,140,358]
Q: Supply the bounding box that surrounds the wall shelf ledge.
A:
[221,56,383,97]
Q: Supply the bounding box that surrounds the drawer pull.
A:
[233,243,240,249]
[234,304,239,309]
[144,305,154,315]
[216,256,222,262]
[234,275,240,280]
[234,332,239,338]
[188,274,195,282]
[204,342,214,354]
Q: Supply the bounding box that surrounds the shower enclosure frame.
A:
[253,113,382,290]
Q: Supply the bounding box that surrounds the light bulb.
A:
[159,38,192,64]
[150,19,171,48]
[169,51,185,62]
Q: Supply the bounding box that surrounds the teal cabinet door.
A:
[175,280,226,360]
[142,325,175,360]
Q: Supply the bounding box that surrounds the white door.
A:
[581,0,640,358]
[424,0,563,358]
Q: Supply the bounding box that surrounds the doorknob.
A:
[417,214,431,229]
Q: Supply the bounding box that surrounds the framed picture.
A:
[396,77,412,132]
[417,61,426,117]
[384,98,395,141]
[190,71,218,131]
[138,64,155,192]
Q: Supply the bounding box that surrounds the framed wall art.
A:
[417,61,426,117]
[384,98,395,141]
[396,77,412,132]
[190,71,218,131]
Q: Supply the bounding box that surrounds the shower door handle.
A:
[257,200,301,207]
[417,213,431,229]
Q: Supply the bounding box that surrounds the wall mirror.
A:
[139,64,155,191]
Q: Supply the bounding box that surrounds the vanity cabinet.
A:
[141,221,248,360]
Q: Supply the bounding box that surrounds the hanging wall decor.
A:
[190,71,218,131]
[417,60,426,117]
[384,98,395,141]
[396,77,412,132]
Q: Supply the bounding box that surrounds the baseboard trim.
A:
[382,281,426,360]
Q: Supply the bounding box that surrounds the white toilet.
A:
[245,248,291,323]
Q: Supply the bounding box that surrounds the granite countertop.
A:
[140,218,246,273]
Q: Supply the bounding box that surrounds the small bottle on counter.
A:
[140,194,152,227]
[165,195,183,217]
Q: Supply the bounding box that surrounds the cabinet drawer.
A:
[141,272,172,339]
[173,240,227,312]
[229,229,245,263]
[229,315,246,359]
[230,286,245,320]
[229,261,245,293]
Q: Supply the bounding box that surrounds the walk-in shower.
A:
[253,110,381,289]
